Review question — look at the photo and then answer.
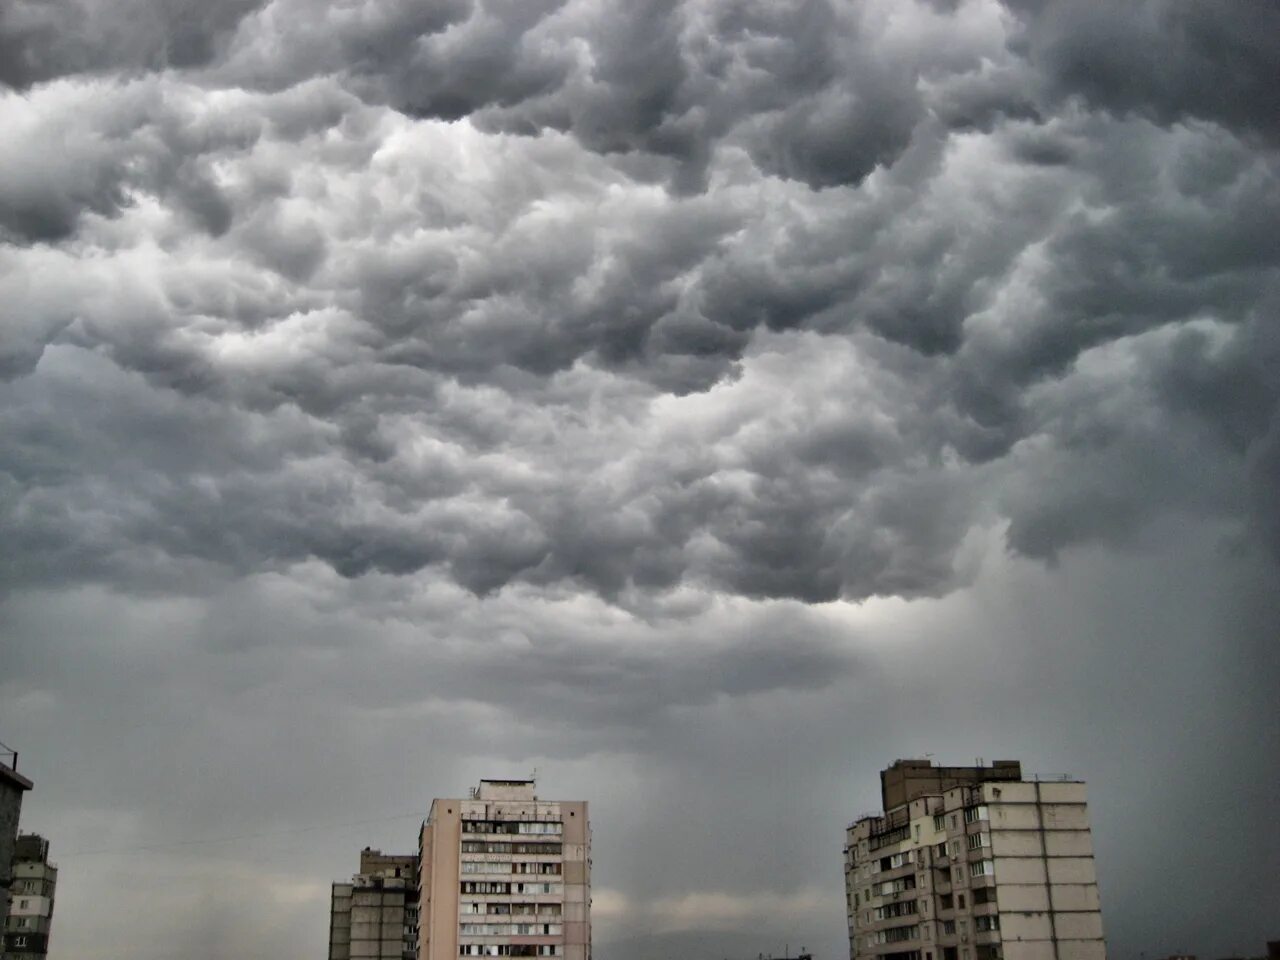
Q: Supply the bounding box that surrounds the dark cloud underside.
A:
[1,2,1277,960]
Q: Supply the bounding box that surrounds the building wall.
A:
[845,763,1105,960]
[0,764,33,939]
[2,836,54,960]
[330,850,419,960]
[420,798,461,960]
[420,783,590,960]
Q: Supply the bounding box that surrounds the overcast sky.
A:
[1,1,1278,959]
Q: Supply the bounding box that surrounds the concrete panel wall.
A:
[984,783,1039,804]
[1041,805,1091,830]
[1047,857,1097,884]
[993,858,1047,884]
[1036,783,1088,805]
[991,831,1044,856]
[996,885,1050,911]
[1045,830,1094,856]
[989,806,1042,829]
[1050,884,1101,912]
[1001,912,1054,940]
[1002,942,1060,960]
[1055,912,1104,939]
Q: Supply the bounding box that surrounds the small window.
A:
[958,893,965,908]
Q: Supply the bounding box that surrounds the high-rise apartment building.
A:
[2,835,56,959]
[0,749,33,948]
[329,848,419,960]
[845,759,1105,960]
[418,780,589,960]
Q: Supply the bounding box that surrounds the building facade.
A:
[329,848,419,960]
[418,780,590,960]
[2,835,56,959]
[0,751,33,945]
[845,759,1105,960]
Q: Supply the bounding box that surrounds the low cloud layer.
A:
[1,2,1277,960]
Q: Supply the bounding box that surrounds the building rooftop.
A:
[879,757,1023,810]
[474,778,537,801]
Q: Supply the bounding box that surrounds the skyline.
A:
[2,1,1278,959]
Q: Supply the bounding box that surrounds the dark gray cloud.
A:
[1006,0,1280,146]
[0,0,267,87]
[1,2,1279,960]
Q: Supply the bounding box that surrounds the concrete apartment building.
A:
[2,835,56,959]
[0,748,33,943]
[418,780,589,960]
[330,848,419,960]
[845,759,1105,960]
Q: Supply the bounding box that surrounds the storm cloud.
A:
[1,2,1277,960]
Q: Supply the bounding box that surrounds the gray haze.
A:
[0,1,1277,958]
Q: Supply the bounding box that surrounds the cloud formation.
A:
[1,2,1278,960]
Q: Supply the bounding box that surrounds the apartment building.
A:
[329,848,419,960]
[0,750,33,939]
[418,780,589,960]
[845,759,1105,960]
[2,835,56,959]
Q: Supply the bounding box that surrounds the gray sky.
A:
[1,1,1277,959]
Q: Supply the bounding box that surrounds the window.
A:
[972,887,995,905]
[933,815,945,831]
[941,921,956,935]
[934,841,947,858]
[966,833,988,850]
[963,805,989,824]
[957,894,965,909]
[874,875,918,896]
[874,900,919,921]
[940,894,953,910]
[951,815,957,827]
[975,916,1000,932]
[969,860,994,877]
